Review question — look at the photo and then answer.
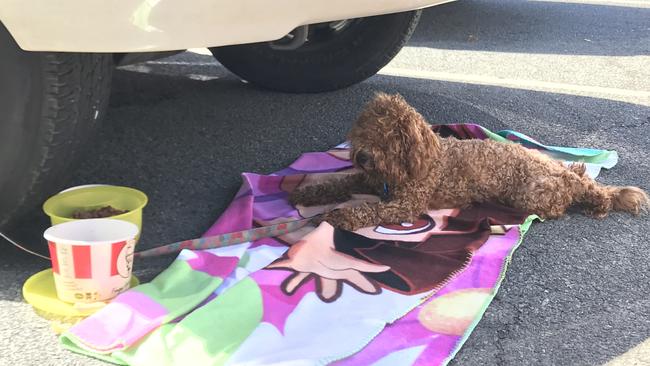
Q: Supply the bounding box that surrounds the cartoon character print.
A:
[267,223,390,302]
[262,166,527,303]
[116,240,135,278]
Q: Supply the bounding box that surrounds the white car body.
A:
[0,0,453,52]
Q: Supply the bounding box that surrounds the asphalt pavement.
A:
[2,0,649,365]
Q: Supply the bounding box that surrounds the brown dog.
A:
[289,93,648,231]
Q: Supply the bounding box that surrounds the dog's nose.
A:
[355,151,369,166]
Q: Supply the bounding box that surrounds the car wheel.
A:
[0,23,113,228]
[210,11,421,93]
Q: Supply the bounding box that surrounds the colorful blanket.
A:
[60,124,618,366]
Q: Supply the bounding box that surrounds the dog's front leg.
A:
[322,186,429,231]
[289,173,376,207]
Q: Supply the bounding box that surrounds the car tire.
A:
[210,11,421,93]
[0,23,113,228]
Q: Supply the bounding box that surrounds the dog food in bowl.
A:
[72,206,129,219]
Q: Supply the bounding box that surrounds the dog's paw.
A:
[289,185,350,207]
[288,186,327,207]
[321,210,362,232]
[583,207,609,219]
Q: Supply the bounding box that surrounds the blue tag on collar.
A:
[382,182,390,200]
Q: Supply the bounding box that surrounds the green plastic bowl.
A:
[43,185,148,241]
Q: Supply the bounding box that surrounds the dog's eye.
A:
[355,151,372,166]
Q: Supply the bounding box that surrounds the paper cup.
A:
[43,219,139,303]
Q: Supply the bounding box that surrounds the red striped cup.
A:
[44,219,139,303]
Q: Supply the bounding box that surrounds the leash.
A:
[135,219,514,258]
[134,217,316,258]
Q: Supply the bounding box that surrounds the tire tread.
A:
[0,53,112,227]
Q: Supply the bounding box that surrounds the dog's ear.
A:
[374,94,439,181]
[398,105,439,181]
[360,93,414,185]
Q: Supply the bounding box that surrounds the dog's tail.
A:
[579,181,649,218]
[610,186,649,215]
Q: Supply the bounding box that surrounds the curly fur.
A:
[290,93,649,231]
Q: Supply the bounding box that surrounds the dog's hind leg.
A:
[578,181,614,218]
[515,171,582,219]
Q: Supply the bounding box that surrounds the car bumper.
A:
[0,0,453,53]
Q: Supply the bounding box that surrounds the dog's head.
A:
[347,93,440,186]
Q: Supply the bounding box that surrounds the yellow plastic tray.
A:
[23,269,139,333]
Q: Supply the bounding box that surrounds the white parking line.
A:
[378,67,650,105]
[146,61,219,66]
[530,0,650,8]
[604,337,650,366]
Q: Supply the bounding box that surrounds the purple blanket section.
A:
[334,229,521,365]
